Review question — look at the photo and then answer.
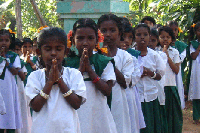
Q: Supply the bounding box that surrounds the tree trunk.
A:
[15,0,22,40]
[30,0,46,26]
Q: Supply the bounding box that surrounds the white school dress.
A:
[111,48,133,133]
[77,61,117,133]
[0,59,6,115]
[189,44,200,100]
[154,48,168,105]
[15,66,32,133]
[25,67,86,133]
[176,49,186,109]
[136,48,165,103]
[126,55,145,133]
[0,55,22,129]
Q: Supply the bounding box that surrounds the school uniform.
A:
[65,53,118,133]
[136,48,165,133]
[0,51,22,129]
[25,67,86,133]
[189,40,200,121]
[111,48,134,133]
[0,57,6,115]
[162,46,183,133]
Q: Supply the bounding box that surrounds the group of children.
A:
[0,13,200,133]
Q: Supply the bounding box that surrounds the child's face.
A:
[99,20,120,47]
[144,20,154,28]
[135,27,150,48]
[73,27,97,57]
[22,42,33,55]
[120,32,133,50]
[15,45,22,55]
[40,39,66,67]
[170,24,178,38]
[148,35,158,50]
[32,43,37,54]
[159,31,172,48]
[0,34,10,50]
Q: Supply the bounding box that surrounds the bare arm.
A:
[18,70,26,81]
[115,68,127,89]
[191,46,200,60]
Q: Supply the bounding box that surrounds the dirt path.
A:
[183,101,200,133]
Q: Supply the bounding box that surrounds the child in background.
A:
[141,16,156,28]
[65,18,117,133]
[14,38,32,133]
[148,28,168,133]
[119,17,146,133]
[168,21,187,109]
[98,13,134,133]
[134,24,165,133]
[0,29,22,133]
[32,37,38,57]
[158,26,183,133]
[20,38,37,85]
[25,27,86,133]
[188,22,200,124]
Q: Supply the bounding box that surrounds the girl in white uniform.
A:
[98,14,134,133]
[0,56,6,115]
[65,18,117,133]
[25,27,86,133]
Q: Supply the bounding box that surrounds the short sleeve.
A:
[101,61,116,82]
[25,71,43,104]
[173,49,181,64]
[122,52,134,86]
[190,44,196,54]
[21,65,27,73]
[0,60,6,75]
[12,55,21,69]
[65,68,87,104]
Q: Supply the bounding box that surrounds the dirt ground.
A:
[183,101,200,133]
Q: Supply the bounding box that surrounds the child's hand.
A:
[0,47,6,57]
[79,48,86,73]
[141,67,151,78]
[163,45,169,57]
[48,59,59,83]
[84,48,92,72]
[26,51,31,63]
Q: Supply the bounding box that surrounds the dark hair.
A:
[189,22,200,41]
[141,16,156,25]
[167,21,178,27]
[0,29,15,50]
[97,13,122,33]
[120,17,134,41]
[37,27,67,68]
[158,26,176,43]
[133,23,150,40]
[14,38,22,48]
[150,28,159,40]
[22,38,33,46]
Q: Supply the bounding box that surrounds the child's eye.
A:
[77,36,84,40]
[101,29,106,33]
[111,29,116,32]
[144,33,148,36]
[136,33,141,36]
[88,36,95,40]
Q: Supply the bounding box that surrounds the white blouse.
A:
[136,48,165,102]
[25,67,86,133]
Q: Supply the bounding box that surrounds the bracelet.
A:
[55,75,62,84]
[92,76,100,83]
[40,90,49,99]
[151,72,156,79]
[63,89,73,98]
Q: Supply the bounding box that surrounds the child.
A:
[65,18,117,133]
[134,24,165,133]
[158,26,183,132]
[20,38,37,85]
[120,17,146,133]
[32,37,38,57]
[14,38,32,133]
[148,28,168,133]
[98,14,134,133]
[168,21,187,109]
[25,27,86,133]
[188,22,200,124]
[0,29,22,133]
[141,16,156,28]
